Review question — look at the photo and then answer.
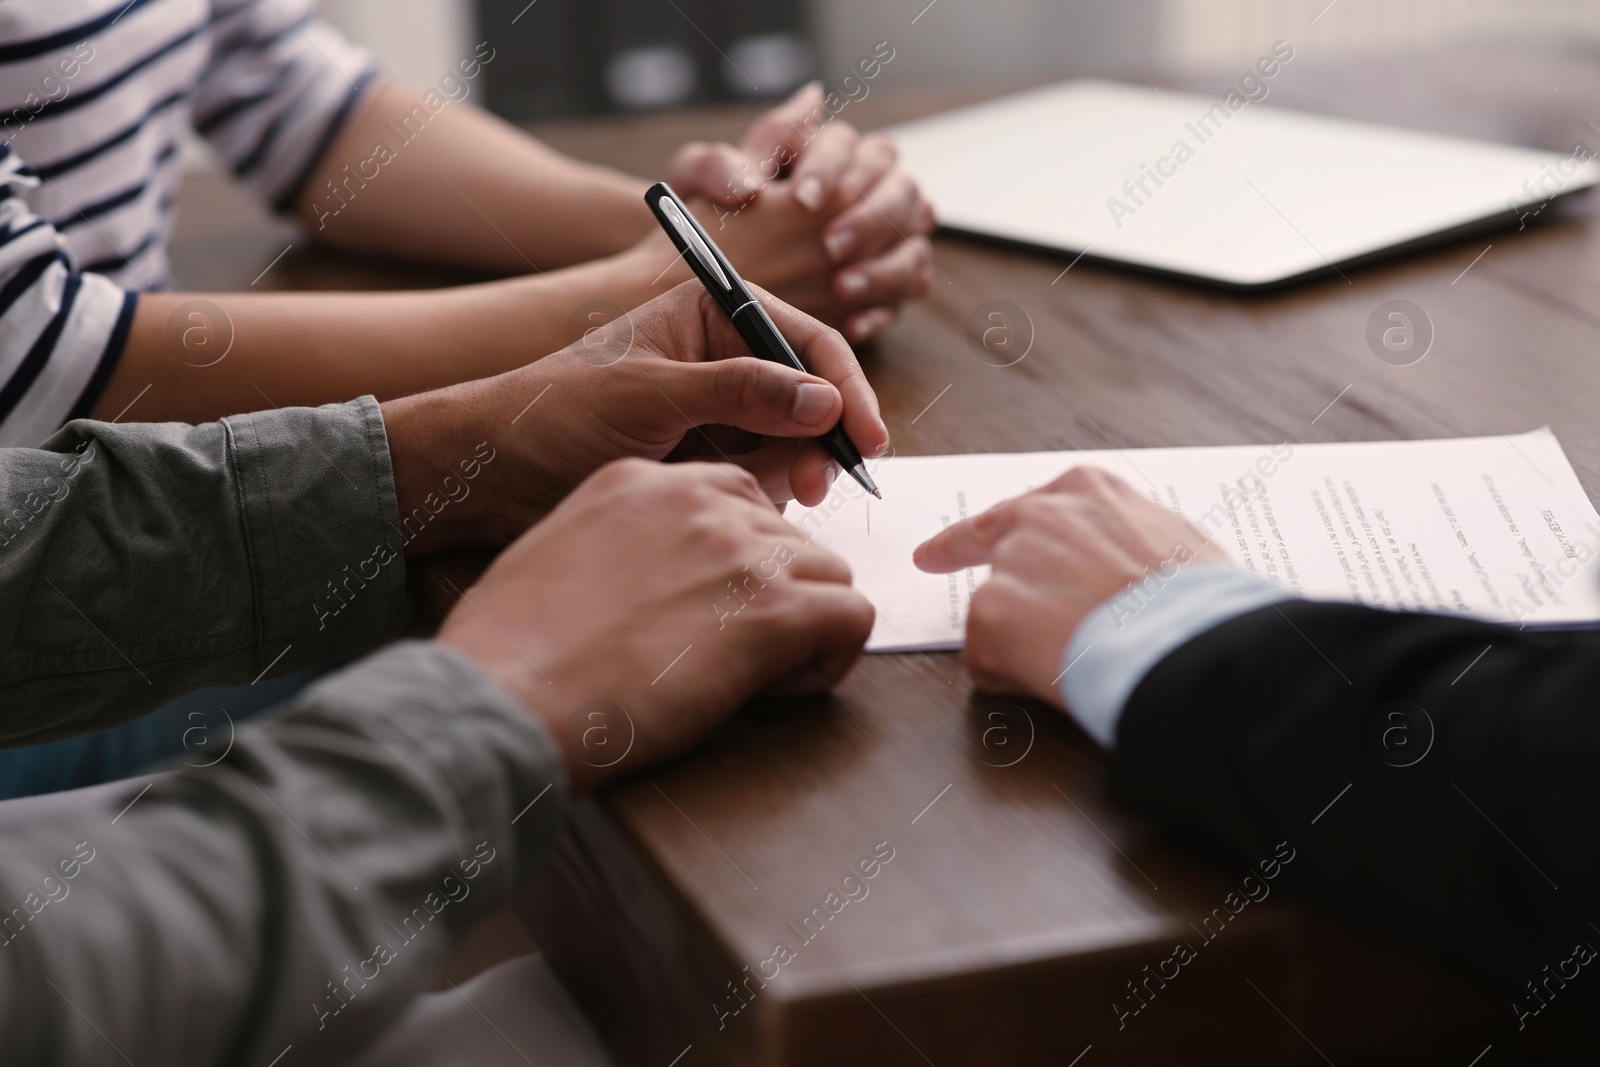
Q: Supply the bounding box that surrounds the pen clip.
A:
[658,196,733,293]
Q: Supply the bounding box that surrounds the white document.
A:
[790,430,1600,652]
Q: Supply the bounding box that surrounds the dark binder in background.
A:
[476,0,811,122]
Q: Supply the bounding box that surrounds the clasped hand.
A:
[648,83,937,345]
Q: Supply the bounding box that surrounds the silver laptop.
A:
[889,80,1598,288]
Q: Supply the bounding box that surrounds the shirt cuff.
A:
[225,395,409,678]
[1060,564,1299,748]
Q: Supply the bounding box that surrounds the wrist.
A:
[582,166,656,253]
[380,389,499,557]
[612,228,694,304]
[434,627,603,795]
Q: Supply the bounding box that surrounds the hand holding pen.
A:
[647,182,886,499]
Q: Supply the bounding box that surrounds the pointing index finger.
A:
[913,502,1018,574]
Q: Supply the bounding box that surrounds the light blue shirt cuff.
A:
[1059,564,1299,748]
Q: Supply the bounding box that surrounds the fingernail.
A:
[852,308,892,341]
[792,382,835,426]
[796,176,825,211]
[871,437,890,457]
[824,463,839,489]
[839,270,868,298]
[824,230,856,262]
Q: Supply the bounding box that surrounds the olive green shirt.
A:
[0,398,567,1065]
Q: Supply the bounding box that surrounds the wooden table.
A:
[174,45,1600,1065]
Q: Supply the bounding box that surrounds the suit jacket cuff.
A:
[1060,564,1299,747]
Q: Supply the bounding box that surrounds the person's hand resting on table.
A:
[437,459,874,793]
[380,280,889,555]
[912,467,1227,706]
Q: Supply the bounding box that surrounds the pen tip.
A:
[846,462,880,499]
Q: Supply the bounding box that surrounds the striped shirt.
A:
[0,0,375,446]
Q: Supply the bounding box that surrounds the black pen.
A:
[644,181,881,499]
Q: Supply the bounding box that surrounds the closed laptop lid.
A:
[890,79,1599,288]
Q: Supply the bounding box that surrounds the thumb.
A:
[653,358,843,438]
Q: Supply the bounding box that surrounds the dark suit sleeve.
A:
[1108,600,1600,1014]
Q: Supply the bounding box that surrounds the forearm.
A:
[91,249,673,427]
[1110,600,1600,999]
[0,399,407,742]
[0,641,567,1067]
[296,81,654,271]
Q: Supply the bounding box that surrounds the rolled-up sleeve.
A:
[0,639,569,1067]
[195,0,378,211]
[0,395,408,745]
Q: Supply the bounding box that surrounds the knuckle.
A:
[691,460,764,506]
[661,481,710,516]
[967,585,1007,634]
[672,141,711,170]
[716,463,764,501]
[990,531,1028,570]
[1013,495,1058,526]
[593,456,654,490]
[1053,466,1096,492]
[965,629,1003,677]
[733,463,764,491]
[847,591,876,637]
[975,500,1014,535]
[713,359,759,410]
[1080,464,1115,486]
[695,518,747,560]
[1087,469,1129,501]
[1004,527,1063,570]
[892,242,923,272]
[716,358,780,415]
[807,542,853,582]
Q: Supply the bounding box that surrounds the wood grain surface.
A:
[170,45,1600,1065]
[512,48,1600,1067]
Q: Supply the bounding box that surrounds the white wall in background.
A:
[1161,0,1600,67]
[815,0,1600,86]
[318,0,477,92]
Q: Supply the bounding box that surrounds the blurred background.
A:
[317,0,1600,119]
